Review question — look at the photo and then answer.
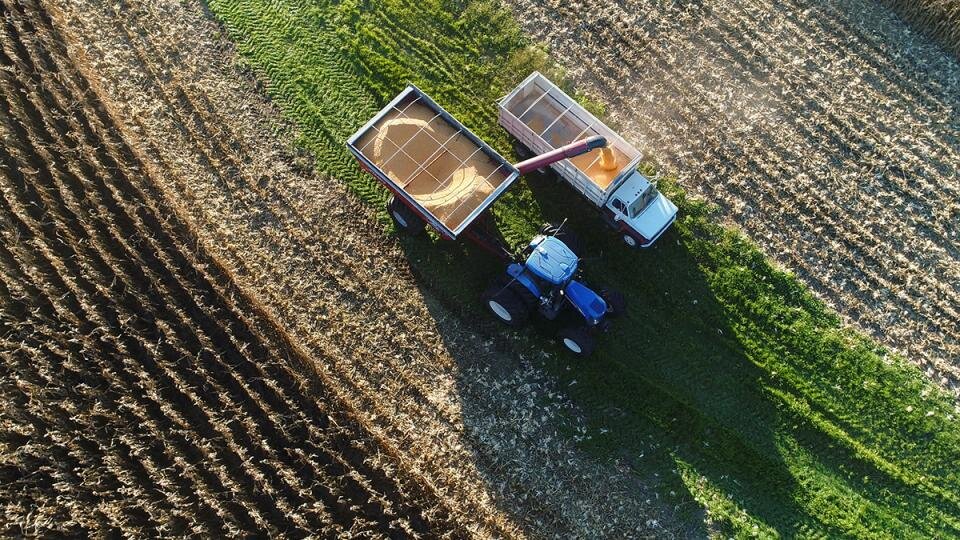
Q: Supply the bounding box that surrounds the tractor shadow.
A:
[395,162,959,535]
[393,178,798,535]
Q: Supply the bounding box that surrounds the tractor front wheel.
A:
[599,287,626,317]
[558,326,596,357]
[485,286,530,327]
[387,195,425,235]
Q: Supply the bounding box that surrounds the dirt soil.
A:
[0,1,464,535]
[0,0,689,537]
[505,0,960,394]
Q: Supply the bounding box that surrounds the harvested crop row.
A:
[505,0,960,394]
[0,2,467,536]
[34,0,681,537]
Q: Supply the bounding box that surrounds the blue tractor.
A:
[484,225,625,356]
[347,84,625,356]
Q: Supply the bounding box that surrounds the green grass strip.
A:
[208,0,960,535]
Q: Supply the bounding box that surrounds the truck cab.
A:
[604,169,678,248]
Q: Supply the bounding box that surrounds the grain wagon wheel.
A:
[387,194,425,235]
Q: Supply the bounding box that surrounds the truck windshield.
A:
[630,184,659,217]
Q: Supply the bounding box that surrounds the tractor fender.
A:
[507,262,540,298]
[564,280,607,323]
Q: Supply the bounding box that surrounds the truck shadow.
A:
[394,167,958,536]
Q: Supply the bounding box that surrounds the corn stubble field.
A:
[0,2,464,536]
[508,0,960,395]
[2,0,960,538]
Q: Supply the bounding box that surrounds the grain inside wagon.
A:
[349,88,518,237]
[501,78,634,190]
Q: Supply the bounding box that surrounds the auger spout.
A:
[514,135,607,175]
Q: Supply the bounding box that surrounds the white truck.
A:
[498,72,677,248]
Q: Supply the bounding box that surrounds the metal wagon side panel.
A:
[348,85,519,239]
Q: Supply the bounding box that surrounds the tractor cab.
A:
[524,236,578,285]
[485,230,624,356]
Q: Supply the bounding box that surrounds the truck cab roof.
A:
[525,236,578,285]
[608,170,679,239]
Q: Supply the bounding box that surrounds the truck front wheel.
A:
[558,326,595,356]
[387,195,425,235]
[622,233,639,248]
[485,287,530,327]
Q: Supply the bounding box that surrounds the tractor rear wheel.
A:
[484,286,530,327]
[558,326,595,357]
[387,195,425,235]
[599,287,626,317]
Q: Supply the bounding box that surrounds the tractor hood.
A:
[525,236,578,285]
[564,279,607,321]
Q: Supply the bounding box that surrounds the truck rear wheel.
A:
[485,286,530,327]
[558,326,595,356]
[387,195,425,235]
